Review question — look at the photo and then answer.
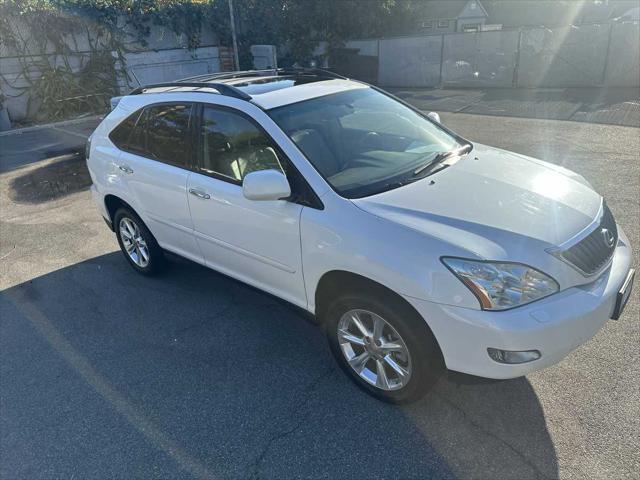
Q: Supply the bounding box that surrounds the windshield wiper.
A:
[375,166,445,194]
[413,143,473,176]
[360,143,473,197]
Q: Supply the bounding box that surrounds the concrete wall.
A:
[344,21,640,89]
[1,54,90,121]
[0,47,223,121]
[442,29,518,87]
[517,24,610,87]
[378,36,443,87]
[604,22,640,87]
[0,18,223,122]
[122,48,222,88]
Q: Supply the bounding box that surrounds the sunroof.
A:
[232,76,327,96]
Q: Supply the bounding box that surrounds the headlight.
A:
[441,257,559,310]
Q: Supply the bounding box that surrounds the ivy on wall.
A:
[0,1,231,122]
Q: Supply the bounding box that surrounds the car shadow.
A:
[0,252,559,479]
[8,153,91,204]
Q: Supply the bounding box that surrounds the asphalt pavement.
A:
[0,116,103,173]
[1,111,638,479]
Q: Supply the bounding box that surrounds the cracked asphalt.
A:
[1,112,638,479]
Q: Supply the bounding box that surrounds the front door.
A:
[187,105,307,307]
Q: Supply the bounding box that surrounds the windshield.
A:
[268,87,462,198]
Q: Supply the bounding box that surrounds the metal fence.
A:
[335,21,639,88]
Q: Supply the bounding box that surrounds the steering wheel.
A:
[357,131,380,150]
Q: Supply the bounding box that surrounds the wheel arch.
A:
[314,271,391,319]
[314,269,444,359]
[104,194,136,231]
[315,271,424,323]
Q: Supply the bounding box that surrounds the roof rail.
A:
[128,68,347,100]
[179,69,280,82]
[128,82,252,100]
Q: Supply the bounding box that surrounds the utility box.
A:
[251,45,277,70]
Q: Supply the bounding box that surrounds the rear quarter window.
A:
[108,103,194,169]
[108,109,142,149]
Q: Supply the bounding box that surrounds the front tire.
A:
[325,293,444,404]
[114,207,164,275]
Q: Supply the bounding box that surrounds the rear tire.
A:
[114,207,164,276]
[325,292,444,404]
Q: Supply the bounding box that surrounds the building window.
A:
[462,23,481,32]
[422,20,433,29]
[438,20,450,28]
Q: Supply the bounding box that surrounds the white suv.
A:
[87,69,634,403]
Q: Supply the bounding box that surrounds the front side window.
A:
[268,88,462,198]
[199,106,284,182]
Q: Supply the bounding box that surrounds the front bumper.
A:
[404,229,633,379]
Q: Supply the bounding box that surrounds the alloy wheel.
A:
[119,217,150,268]
[337,309,412,391]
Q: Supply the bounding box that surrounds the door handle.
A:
[189,188,211,199]
[118,164,134,174]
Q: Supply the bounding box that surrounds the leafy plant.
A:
[0,0,131,121]
[0,1,212,121]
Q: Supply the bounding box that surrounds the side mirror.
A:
[427,111,441,123]
[242,169,291,201]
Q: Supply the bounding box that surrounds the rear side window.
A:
[109,103,194,169]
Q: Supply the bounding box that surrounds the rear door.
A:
[112,103,202,263]
[186,104,307,307]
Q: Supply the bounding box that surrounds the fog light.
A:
[487,348,541,364]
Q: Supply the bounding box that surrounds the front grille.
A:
[559,203,618,276]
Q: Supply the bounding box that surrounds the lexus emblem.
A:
[601,228,615,248]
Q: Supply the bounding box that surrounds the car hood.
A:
[352,144,602,256]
